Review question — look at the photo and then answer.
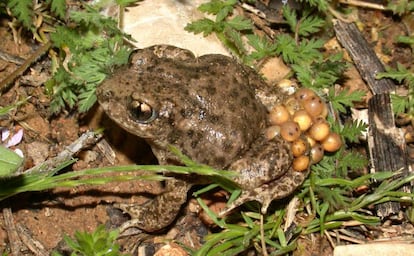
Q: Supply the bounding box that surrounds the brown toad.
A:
[97,45,308,232]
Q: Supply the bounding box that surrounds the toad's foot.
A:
[116,179,191,233]
[219,169,308,216]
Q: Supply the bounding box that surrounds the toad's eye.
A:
[128,99,158,124]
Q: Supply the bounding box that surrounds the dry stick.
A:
[23,131,101,176]
[0,41,52,95]
[333,20,394,95]
[1,132,101,253]
[333,20,411,217]
[3,208,49,255]
[2,208,24,256]
[368,94,410,216]
[16,223,48,256]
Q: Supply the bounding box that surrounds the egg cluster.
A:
[265,88,342,172]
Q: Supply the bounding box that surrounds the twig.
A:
[16,223,48,256]
[338,0,386,10]
[23,131,102,175]
[0,50,25,65]
[333,20,395,94]
[2,208,24,256]
[327,230,366,244]
[0,41,52,95]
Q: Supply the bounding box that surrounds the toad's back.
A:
[97,48,268,168]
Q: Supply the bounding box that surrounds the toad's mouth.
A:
[127,98,158,124]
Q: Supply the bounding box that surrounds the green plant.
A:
[387,0,414,15]
[3,0,414,255]
[181,0,414,255]
[3,0,136,113]
[46,8,132,113]
[377,63,414,117]
[375,3,414,118]
[52,225,123,256]
[186,1,363,107]
[192,170,414,255]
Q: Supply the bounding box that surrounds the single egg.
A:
[264,125,281,140]
[293,110,313,131]
[293,155,310,172]
[280,121,301,142]
[269,105,290,125]
[306,135,316,147]
[308,120,330,141]
[291,138,308,157]
[322,132,343,152]
[302,96,325,117]
[295,88,316,102]
[310,143,324,164]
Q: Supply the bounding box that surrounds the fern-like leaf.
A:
[225,16,252,31]
[390,94,410,115]
[185,18,216,36]
[48,0,66,19]
[298,13,325,36]
[7,0,33,29]
[299,0,329,12]
[334,120,368,143]
[328,88,366,113]
[246,35,277,60]
[377,63,414,85]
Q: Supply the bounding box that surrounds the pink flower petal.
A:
[1,128,10,142]
[5,129,23,147]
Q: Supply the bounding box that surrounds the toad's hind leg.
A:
[219,168,308,216]
[115,179,191,233]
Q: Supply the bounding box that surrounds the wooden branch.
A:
[334,20,411,217]
[333,19,395,94]
[368,94,409,216]
[2,208,24,256]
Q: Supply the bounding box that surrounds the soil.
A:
[0,2,413,256]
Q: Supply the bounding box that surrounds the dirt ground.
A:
[0,3,413,256]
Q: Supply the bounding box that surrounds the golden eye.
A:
[128,99,157,124]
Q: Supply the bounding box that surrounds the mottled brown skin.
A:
[97,45,308,233]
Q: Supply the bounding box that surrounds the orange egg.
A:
[310,143,324,164]
[302,96,325,117]
[308,121,330,141]
[319,102,329,119]
[291,138,308,157]
[269,105,290,125]
[293,110,313,131]
[264,125,281,140]
[293,155,310,172]
[295,88,316,103]
[280,121,301,142]
[306,135,316,147]
[322,132,342,152]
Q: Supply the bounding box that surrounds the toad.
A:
[96,45,308,232]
